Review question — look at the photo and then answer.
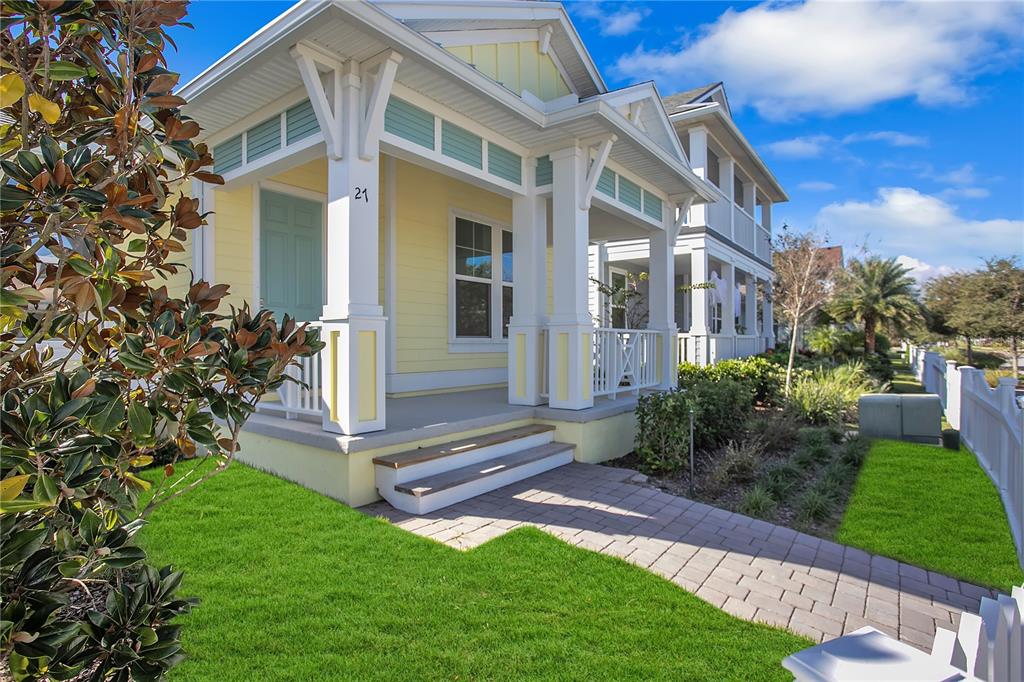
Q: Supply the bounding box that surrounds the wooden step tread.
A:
[372,424,556,469]
[394,442,573,497]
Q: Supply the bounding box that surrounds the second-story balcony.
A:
[695,184,773,263]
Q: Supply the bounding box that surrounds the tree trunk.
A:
[1012,336,1020,380]
[965,336,974,366]
[864,315,877,355]
[785,314,800,395]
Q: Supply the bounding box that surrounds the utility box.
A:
[858,394,942,444]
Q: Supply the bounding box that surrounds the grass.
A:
[836,439,1024,592]
[889,353,926,394]
[140,464,810,681]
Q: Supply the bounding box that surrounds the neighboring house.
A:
[594,83,787,366]
[176,0,779,513]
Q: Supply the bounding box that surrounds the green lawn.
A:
[836,439,1024,592]
[890,353,926,394]
[140,464,810,681]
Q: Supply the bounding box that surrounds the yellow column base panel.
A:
[358,330,377,422]
[515,333,527,399]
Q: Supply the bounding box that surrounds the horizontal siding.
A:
[441,120,483,169]
[535,154,553,186]
[286,99,319,144]
[643,189,663,221]
[213,135,242,174]
[487,142,521,185]
[619,176,642,212]
[384,97,435,150]
[246,116,281,163]
[596,167,616,198]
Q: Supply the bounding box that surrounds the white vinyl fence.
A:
[907,343,1024,569]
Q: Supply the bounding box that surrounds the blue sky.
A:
[169,1,1024,281]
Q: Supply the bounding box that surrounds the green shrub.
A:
[763,461,803,500]
[788,362,877,425]
[634,378,754,474]
[635,390,692,474]
[739,484,777,519]
[839,437,870,467]
[821,461,853,494]
[797,486,837,523]
[864,352,894,383]
[678,357,786,405]
[746,410,802,453]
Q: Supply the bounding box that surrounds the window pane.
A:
[456,280,490,337]
[455,218,491,278]
[707,149,720,187]
[502,230,513,283]
[502,285,513,337]
[612,307,626,329]
[611,272,627,307]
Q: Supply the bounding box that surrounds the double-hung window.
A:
[453,215,512,343]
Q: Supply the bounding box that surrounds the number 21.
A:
[354,187,369,202]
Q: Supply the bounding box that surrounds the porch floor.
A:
[249,387,642,454]
[361,462,994,650]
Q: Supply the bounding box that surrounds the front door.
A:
[260,189,323,322]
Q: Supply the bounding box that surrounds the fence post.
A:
[945,360,961,430]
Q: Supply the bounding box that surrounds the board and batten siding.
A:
[445,41,571,102]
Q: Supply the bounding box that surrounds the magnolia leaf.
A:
[0,498,54,514]
[28,93,61,124]
[0,73,24,107]
[127,402,153,436]
[124,473,151,491]
[0,474,30,502]
[35,61,89,81]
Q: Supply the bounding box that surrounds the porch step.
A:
[381,442,574,515]
[373,424,555,470]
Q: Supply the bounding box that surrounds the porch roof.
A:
[178,0,717,204]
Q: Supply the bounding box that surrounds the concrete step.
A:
[380,441,574,514]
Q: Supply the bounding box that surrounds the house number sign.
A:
[354,187,370,202]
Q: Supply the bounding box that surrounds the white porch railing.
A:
[733,205,755,252]
[706,194,732,239]
[756,226,771,261]
[679,333,766,366]
[908,343,1024,568]
[276,321,323,418]
[592,328,659,398]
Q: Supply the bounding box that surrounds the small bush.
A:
[794,427,833,465]
[686,378,755,451]
[739,484,777,519]
[788,362,877,425]
[679,357,786,405]
[763,461,803,500]
[864,352,894,383]
[797,486,837,523]
[820,461,853,495]
[746,411,802,453]
[709,438,764,490]
[839,437,870,467]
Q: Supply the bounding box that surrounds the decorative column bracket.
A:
[291,42,402,161]
[672,195,695,241]
[579,135,616,211]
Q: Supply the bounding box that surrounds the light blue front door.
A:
[260,190,323,322]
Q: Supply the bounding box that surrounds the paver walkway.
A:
[362,462,997,650]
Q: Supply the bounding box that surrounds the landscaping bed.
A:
[138,464,810,681]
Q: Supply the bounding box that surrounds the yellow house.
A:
[177,0,783,514]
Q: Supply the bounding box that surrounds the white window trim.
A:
[448,207,512,352]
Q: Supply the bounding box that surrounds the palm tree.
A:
[830,256,919,354]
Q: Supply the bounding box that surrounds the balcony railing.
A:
[732,205,755,253]
[593,328,659,398]
[276,321,323,417]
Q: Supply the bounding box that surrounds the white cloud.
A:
[612,0,1024,119]
[798,181,837,192]
[843,131,929,147]
[815,187,1024,269]
[940,186,990,200]
[573,3,650,37]
[895,255,954,284]
[935,163,978,185]
[765,135,831,158]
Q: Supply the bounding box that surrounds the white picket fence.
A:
[906,344,1024,569]
[785,583,1024,681]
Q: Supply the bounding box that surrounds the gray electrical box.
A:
[858,394,942,444]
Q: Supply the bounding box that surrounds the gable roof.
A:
[661,83,721,113]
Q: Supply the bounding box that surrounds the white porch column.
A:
[720,156,736,239]
[648,225,677,390]
[720,260,736,338]
[744,273,757,337]
[763,280,776,348]
[588,241,609,326]
[762,199,773,231]
[508,158,548,406]
[688,127,708,227]
[689,246,710,366]
[547,146,594,410]
[190,179,216,282]
[319,64,386,434]
[743,182,756,215]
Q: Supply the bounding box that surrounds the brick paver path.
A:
[361,462,995,650]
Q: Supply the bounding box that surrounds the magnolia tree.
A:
[0,2,321,680]
[772,228,839,392]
